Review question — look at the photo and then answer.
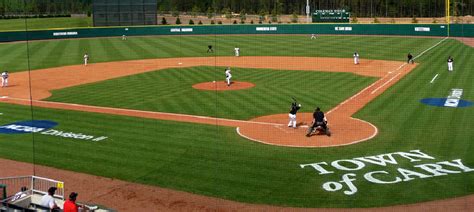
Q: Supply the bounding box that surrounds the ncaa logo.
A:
[0,120,58,134]
[420,88,473,108]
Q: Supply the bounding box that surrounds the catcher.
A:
[306,107,331,137]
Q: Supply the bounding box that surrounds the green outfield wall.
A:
[1,24,473,42]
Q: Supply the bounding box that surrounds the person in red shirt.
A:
[63,192,80,212]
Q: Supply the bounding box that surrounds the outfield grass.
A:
[0,35,443,72]
[1,36,473,208]
[0,17,93,31]
[45,66,376,120]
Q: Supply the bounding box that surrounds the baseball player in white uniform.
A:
[311,34,317,39]
[122,35,127,40]
[84,53,89,66]
[353,52,360,65]
[234,47,240,57]
[447,56,454,72]
[1,71,8,87]
[225,67,232,86]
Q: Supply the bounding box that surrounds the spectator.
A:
[11,186,27,201]
[40,187,59,210]
[63,192,81,212]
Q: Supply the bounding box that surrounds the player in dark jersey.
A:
[207,45,214,53]
[306,107,331,137]
[407,53,414,64]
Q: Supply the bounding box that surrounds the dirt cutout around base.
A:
[193,81,255,91]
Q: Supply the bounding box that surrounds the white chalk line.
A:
[236,127,314,148]
[430,74,439,83]
[370,71,403,94]
[4,97,285,127]
[327,71,394,114]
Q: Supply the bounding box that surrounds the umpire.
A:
[306,107,330,137]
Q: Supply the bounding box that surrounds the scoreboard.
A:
[312,9,350,23]
[93,0,157,27]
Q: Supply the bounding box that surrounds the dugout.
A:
[93,0,157,27]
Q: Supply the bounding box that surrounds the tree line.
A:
[162,0,473,17]
[0,0,473,17]
[0,0,91,15]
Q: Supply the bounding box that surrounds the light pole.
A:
[306,0,310,23]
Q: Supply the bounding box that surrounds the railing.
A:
[0,176,64,202]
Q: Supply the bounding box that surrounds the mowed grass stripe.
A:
[121,37,158,59]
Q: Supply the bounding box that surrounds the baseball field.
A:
[1,32,473,210]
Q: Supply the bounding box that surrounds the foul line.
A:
[430,74,439,83]
[327,71,395,114]
[4,97,286,127]
[370,70,403,95]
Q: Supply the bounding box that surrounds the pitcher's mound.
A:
[193,81,255,91]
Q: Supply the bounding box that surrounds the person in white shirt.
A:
[311,34,317,39]
[447,56,454,72]
[353,52,360,65]
[225,67,232,86]
[40,187,59,210]
[11,187,27,201]
[1,71,8,87]
[234,47,240,57]
[84,53,89,66]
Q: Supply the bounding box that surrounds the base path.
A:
[1,56,412,147]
